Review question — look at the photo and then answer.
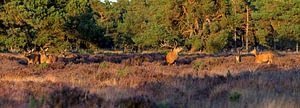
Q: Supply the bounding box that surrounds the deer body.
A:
[235,48,242,63]
[166,47,183,64]
[235,55,241,63]
[40,48,58,64]
[28,52,40,64]
[40,51,47,63]
[24,50,40,64]
[250,49,273,64]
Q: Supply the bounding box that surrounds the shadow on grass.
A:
[135,68,300,108]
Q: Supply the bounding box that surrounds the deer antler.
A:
[174,41,178,48]
[160,40,173,49]
[26,48,35,53]
[160,40,180,50]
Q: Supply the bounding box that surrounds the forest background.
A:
[0,0,299,54]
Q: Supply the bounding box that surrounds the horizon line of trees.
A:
[0,0,299,53]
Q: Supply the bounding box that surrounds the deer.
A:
[235,48,242,63]
[166,47,183,65]
[61,51,81,63]
[62,51,80,59]
[250,48,274,64]
[40,48,58,64]
[23,49,40,64]
[161,41,183,65]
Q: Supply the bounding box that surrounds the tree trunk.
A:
[232,0,238,52]
[245,5,250,51]
[296,42,299,53]
[273,36,276,50]
[234,28,237,51]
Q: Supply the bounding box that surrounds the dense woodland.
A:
[0,0,299,53]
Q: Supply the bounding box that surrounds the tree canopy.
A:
[0,0,299,53]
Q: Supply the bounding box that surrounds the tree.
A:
[0,0,299,53]
[252,0,300,51]
[0,0,109,52]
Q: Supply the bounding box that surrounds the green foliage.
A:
[192,61,205,71]
[29,95,37,108]
[99,61,109,69]
[229,92,241,102]
[0,0,299,52]
[185,36,205,52]
[252,0,300,50]
[29,95,45,108]
[0,0,108,52]
[157,101,170,108]
[205,30,229,53]
[40,95,46,107]
[78,49,94,54]
[161,50,168,55]
[210,22,221,33]
[134,24,167,49]
[255,29,269,47]
[38,63,49,70]
[0,48,8,53]
[117,66,129,77]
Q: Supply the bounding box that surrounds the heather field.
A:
[0,52,299,108]
[1,0,299,108]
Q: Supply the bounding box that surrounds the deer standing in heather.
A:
[250,48,273,64]
[235,48,242,63]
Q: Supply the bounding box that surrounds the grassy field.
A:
[0,52,299,108]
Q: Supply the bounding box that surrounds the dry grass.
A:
[0,52,299,108]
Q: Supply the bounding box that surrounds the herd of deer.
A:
[166,47,274,65]
[21,46,273,65]
[23,48,58,64]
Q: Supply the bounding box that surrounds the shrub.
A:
[29,95,37,108]
[193,61,205,71]
[117,66,129,77]
[78,49,94,54]
[185,36,205,52]
[99,62,109,69]
[161,50,168,55]
[229,92,241,102]
[210,22,221,33]
[157,100,171,108]
[38,63,49,70]
[205,30,229,54]
[29,95,46,108]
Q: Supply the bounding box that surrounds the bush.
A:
[229,92,241,102]
[255,29,269,47]
[193,61,205,71]
[99,62,109,69]
[38,63,49,70]
[117,67,129,77]
[210,22,221,33]
[29,95,46,108]
[205,30,229,54]
[185,36,205,52]
[78,49,94,54]
[161,50,168,55]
